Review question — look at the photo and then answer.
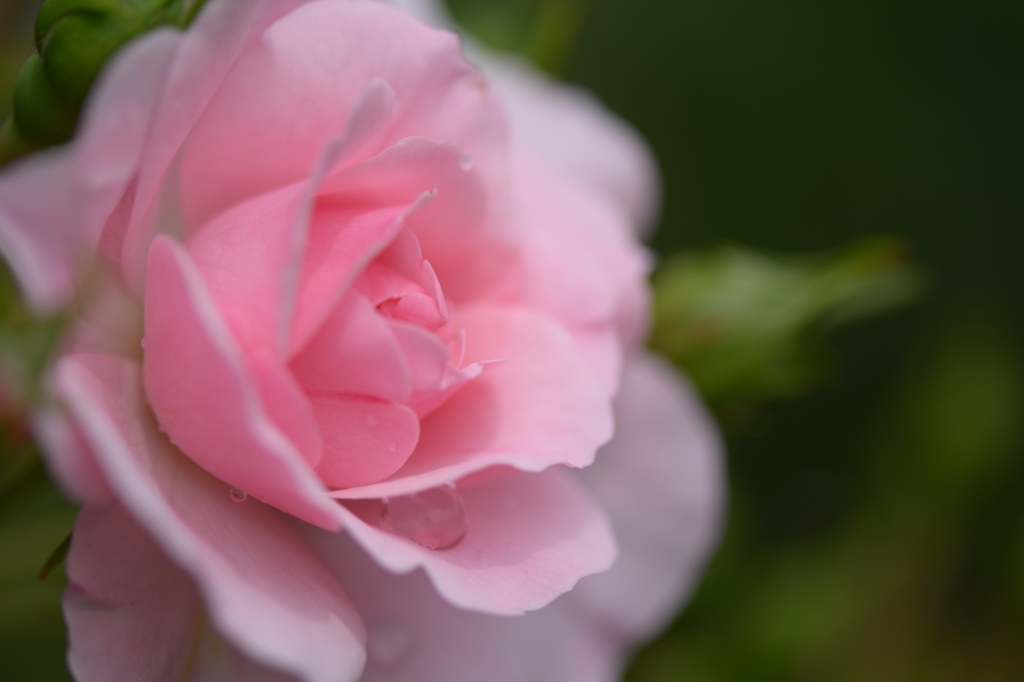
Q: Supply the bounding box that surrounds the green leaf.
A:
[650,237,924,414]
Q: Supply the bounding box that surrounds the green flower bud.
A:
[650,238,925,415]
[1,0,208,163]
[12,54,77,147]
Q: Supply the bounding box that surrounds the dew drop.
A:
[366,619,413,669]
[460,155,474,170]
[378,483,467,550]
[364,413,380,427]
[387,441,397,453]
[229,487,248,503]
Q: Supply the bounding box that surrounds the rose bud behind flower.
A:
[0,1,724,680]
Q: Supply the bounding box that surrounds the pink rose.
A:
[0,1,723,680]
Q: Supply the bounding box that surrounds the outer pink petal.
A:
[0,30,180,311]
[303,352,723,682]
[568,352,725,639]
[65,504,300,682]
[53,353,366,682]
[326,467,616,615]
[180,1,505,228]
[306,530,618,682]
[332,305,612,499]
[484,54,661,235]
[32,408,112,504]
[120,0,312,292]
[514,151,653,353]
[143,236,336,527]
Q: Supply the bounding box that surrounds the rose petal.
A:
[32,408,112,504]
[178,1,504,229]
[290,292,412,402]
[485,54,661,234]
[185,182,309,358]
[333,305,611,500]
[53,353,366,682]
[0,30,180,311]
[303,528,618,682]
[310,393,420,490]
[290,197,430,353]
[121,0,311,293]
[569,352,725,638]
[389,320,480,417]
[328,467,616,616]
[514,152,652,350]
[65,505,302,682]
[143,236,335,527]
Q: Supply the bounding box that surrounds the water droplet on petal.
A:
[379,483,467,550]
[460,155,474,170]
[387,441,397,452]
[229,487,247,503]
[364,413,380,427]
[366,619,413,669]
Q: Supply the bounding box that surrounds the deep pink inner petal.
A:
[142,236,335,528]
[310,393,420,490]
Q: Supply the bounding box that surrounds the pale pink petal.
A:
[484,54,661,234]
[569,352,725,639]
[514,152,653,351]
[32,408,112,504]
[121,0,312,292]
[0,31,180,311]
[568,325,624,398]
[65,505,301,682]
[310,393,420,490]
[333,305,611,500]
[178,1,504,228]
[53,353,366,682]
[306,529,618,682]
[291,292,411,402]
[142,236,336,528]
[327,467,616,616]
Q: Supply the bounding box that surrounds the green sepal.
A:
[38,531,72,581]
[11,54,77,147]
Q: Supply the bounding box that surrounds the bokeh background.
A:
[2,0,1024,680]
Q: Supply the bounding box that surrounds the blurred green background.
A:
[2,0,1024,680]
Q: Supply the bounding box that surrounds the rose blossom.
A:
[0,0,723,680]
